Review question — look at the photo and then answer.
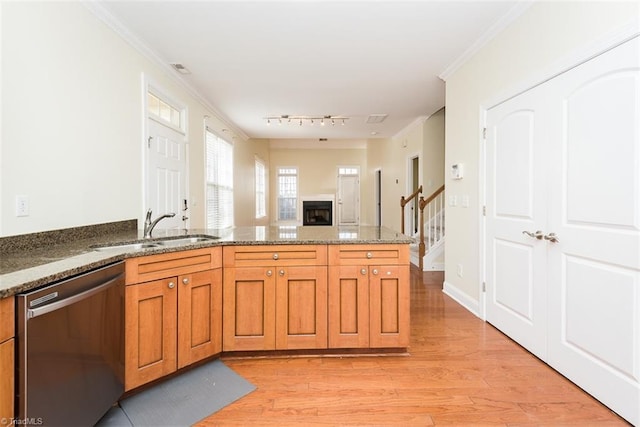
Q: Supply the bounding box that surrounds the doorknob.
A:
[522,230,544,240]
[544,233,560,243]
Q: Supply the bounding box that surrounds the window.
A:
[338,167,359,176]
[255,158,266,219]
[206,129,233,229]
[277,167,297,221]
[148,92,182,129]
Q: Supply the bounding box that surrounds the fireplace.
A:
[302,200,332,226]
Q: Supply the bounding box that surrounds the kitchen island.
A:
[1,222,412,403]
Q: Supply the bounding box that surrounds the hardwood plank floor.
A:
[198,267,628,426]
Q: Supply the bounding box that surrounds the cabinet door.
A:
[223,267,276,351]
[0,296,13,423]
[125,278,177,391]
[275,266,328,350]
[369,265,410,348]
[0,339,13,423]
[328,265,370,348]
[177,268,222,369]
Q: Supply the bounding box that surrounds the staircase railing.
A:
[417,185,445,270]
[400,185,422,235]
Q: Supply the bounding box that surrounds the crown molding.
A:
[392,115,428,141]
[83,1,249,141]
[438,0,535,82]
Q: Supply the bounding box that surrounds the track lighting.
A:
[264,114,349,127]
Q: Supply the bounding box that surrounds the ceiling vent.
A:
[366,114,388,124]
[170,63,191,74]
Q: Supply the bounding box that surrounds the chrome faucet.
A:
[143,209,176,238]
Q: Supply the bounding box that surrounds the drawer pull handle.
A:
[273,253,279,260]
[361,268,367,275]
[266,270,273,277]
[366,252,373,259]
[279,269,285,276]
[168,282,175,289]
[182,278,189,285]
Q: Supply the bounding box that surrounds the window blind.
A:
[206,129,233,229]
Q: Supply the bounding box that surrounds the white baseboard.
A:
[442,281,481,319]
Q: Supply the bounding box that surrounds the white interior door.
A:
[337,172,359,225]
[545,37,640,425]
[147,118,187,230]
[485,87,550,360]
[485,36,640,425]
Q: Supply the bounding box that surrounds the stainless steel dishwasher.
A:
[17,262,125,427]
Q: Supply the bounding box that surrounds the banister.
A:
[400,185,422,234]
[417,185,446,270]
[400,185,423,207]
[419,185,445,210]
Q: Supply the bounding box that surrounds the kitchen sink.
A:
[155,236,219,247]
[92,242,160,252]
[91,235,219,252]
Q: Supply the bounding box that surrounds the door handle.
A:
[544,233,560,243]
[522,230,544,240]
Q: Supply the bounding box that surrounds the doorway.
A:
[144,85,188,230]
[337,166,360,225]
[374,169,382,227]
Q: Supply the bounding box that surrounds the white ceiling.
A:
[97,1,523,140]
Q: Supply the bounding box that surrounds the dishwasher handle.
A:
[27,273,124,319]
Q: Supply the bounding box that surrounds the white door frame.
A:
[374,168,382,227]
[405,152,421,235]
[478,22,640,320]
[141,74,189,228]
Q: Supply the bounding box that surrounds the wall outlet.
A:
[16,195,29,217]
[456,263,463,278]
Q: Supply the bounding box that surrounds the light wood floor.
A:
[199,267,628,426]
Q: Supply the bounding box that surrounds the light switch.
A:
[461,195,469,208]
[449,195,457,207]
[16,195,29,217]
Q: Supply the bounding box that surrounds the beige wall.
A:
[0,2,242,236]
[444,1,638,308]
[235,138,271,226]
[269,147,367,224]
[422,108,445,195]
[366,113,445,234]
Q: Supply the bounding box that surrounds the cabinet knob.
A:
[361,268,367,275]
[168,282,175,289]
[266,270,273,277]
[372,269,379,275]
[182,278,189,285]
[279,269,285,276]
[273,253,279,260]
[366,252,373,259]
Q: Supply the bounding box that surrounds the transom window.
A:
[339,167,358,175]
[148,92,182,129]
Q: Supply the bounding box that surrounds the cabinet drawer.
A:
[126,247,222,284]
[223,245,327,267]
[328,244,409,266]
[0,297,14,343]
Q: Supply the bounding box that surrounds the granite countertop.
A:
[0,221,413,298]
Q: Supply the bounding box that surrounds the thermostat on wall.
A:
[451,163,464,180]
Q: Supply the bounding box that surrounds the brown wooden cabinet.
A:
[223,245,328,351]
[0,296,14,423]
[125,248,222,391]
[328,245,410,349]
